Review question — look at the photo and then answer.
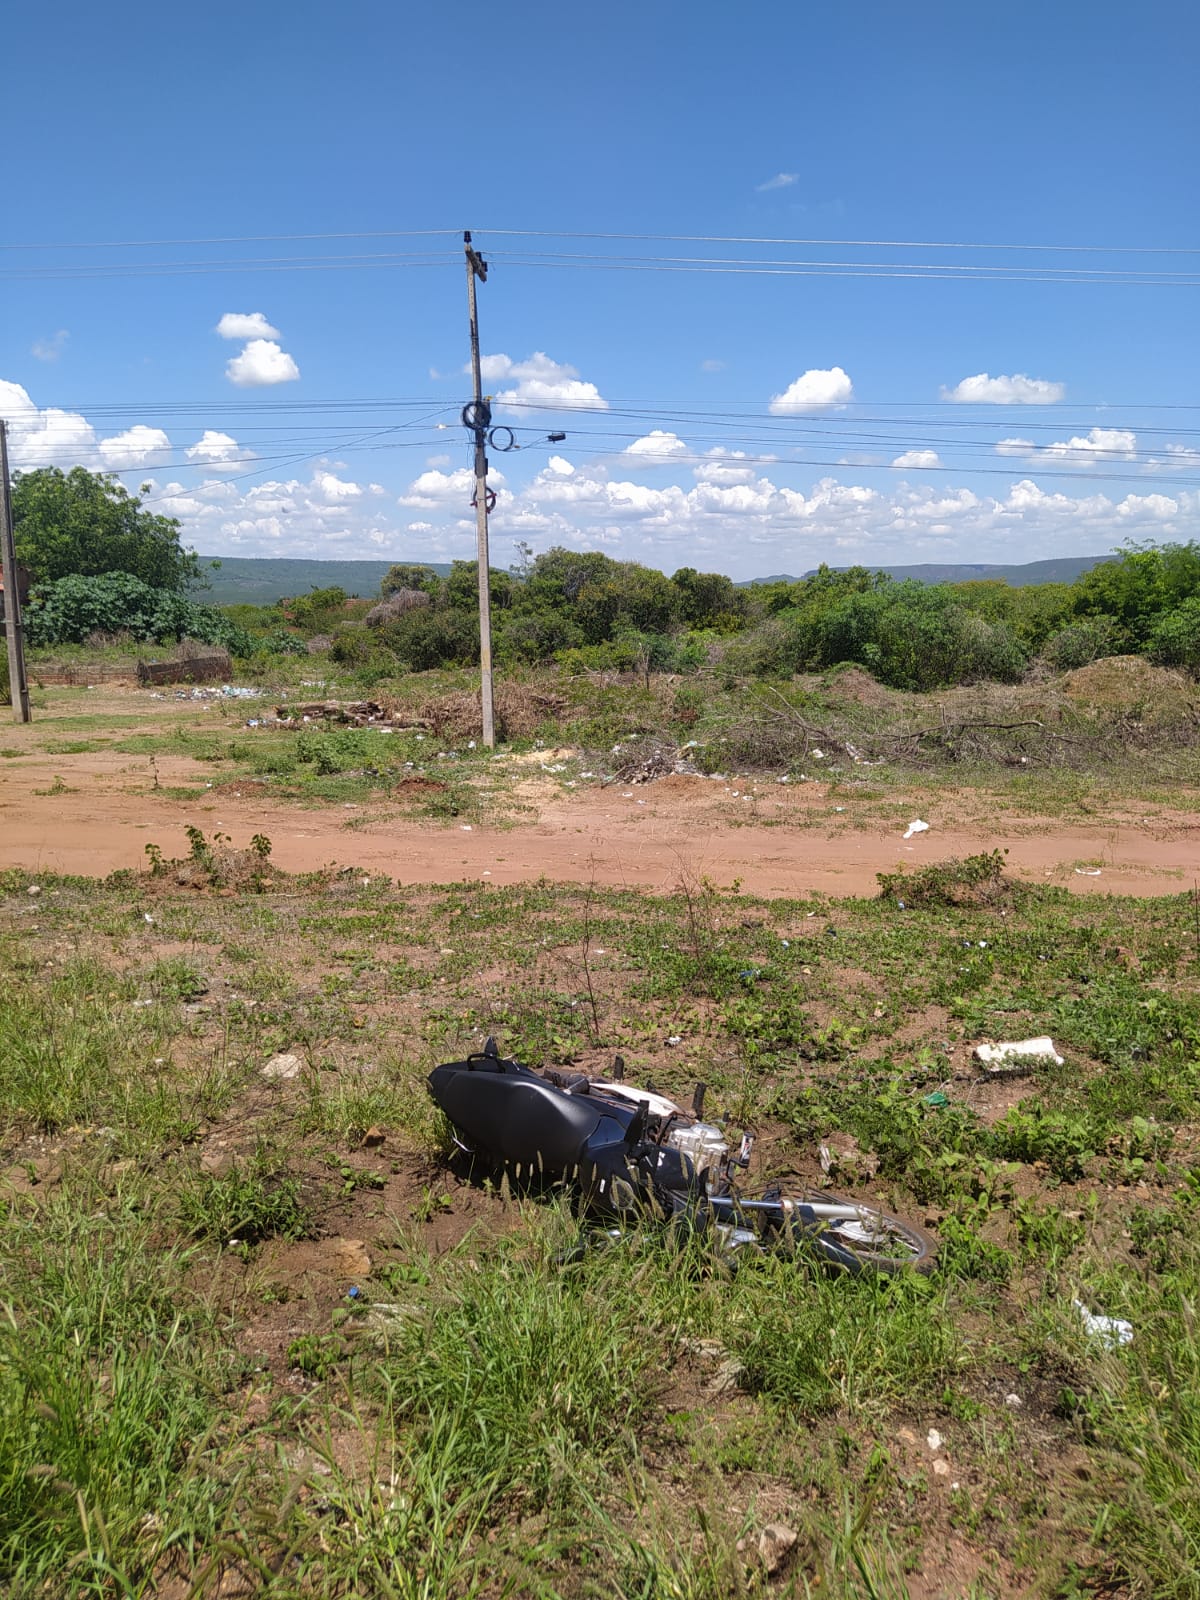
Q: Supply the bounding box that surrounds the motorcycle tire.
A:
[795,1197,936,1276]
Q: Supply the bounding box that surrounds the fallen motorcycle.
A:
[427,1040,935,1274]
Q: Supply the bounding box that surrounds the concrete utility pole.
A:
[464,230,496,749]
[0,421,31,724]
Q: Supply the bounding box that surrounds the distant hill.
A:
[192,551,1115,608]
[740,555,1114,588]
[191,556,452,606]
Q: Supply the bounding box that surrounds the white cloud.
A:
[31,330,68,362]
[398,465,507,509]
[313,471,363,502]
[185,430,253,467]
[693,448,758,485]
[0,379,97,469]
[1043,427,1137,464]
[225,339,300,387]
[891,449,942,470]
[97,425,172,469]
[546,455,575,476]
[216,312,281,341]
[769,366,853,415]
[1147,442,1200,472]
[625,430,688,460]
[700,358,726,373]
[998,427,1139,466]
[756,172,799,192]
[943,372,1066,404]
[480,351,607,411]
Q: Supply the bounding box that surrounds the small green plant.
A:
[877,849,1012,908]
[286,1332,345,1379]
[411,1188,453,1223]
[178,1149,311,1245]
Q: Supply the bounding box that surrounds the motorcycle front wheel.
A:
[792,1197,936,1275]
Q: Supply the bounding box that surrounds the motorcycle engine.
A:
[664,1121,730,1187]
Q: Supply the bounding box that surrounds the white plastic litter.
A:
[903,819,930,840]
[926,1429,943,1451]
[974,1037,1065,1070]
[1075,868,1102,877]
[1073,1299,1133,1349]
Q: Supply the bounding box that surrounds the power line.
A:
[2,224,1196,255]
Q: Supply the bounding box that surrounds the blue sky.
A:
[2,0,1198,578]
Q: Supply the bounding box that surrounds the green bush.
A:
[1148,597,1200,674]
[25,572,254,655]
[1043,615,1125,671]
[376,607,479,671]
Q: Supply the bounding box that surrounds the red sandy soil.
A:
[1,716,1196,897]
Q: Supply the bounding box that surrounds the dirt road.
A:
[1,739,1196,898]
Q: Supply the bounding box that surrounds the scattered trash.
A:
[666,1035,683,1046]
[922,1091,950,1109]
[811,749,825,760]
[26,885,40,896]
[143,913,154,924]
[346,1285,363,1300]
[1074,1298,1133,1349]
[460,824,472,831]
[974,1036,1065,1073]
[903,819,931,840]
[175,684,262,702]
[261,1052,304,1081]
[926,1428,943,1451]
[1075,867,1102,877]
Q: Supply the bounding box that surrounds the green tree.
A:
[380,563,441,597]
[284,586,347,629]
[12,467,200,591]
[1149,597,1200,674]
[671,567,748,630]
[1072,542,1200,646]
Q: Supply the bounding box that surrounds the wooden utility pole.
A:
[464,230,496,749]
[0,421,31,724]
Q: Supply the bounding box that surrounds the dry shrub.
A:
[1061,655,1193,711]
[820,665,903,710]
[365,589,431,627]
[394,683,571,742]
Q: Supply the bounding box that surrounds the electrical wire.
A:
[2,225,1196,256]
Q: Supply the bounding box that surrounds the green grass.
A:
[2,860,1200,1593]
